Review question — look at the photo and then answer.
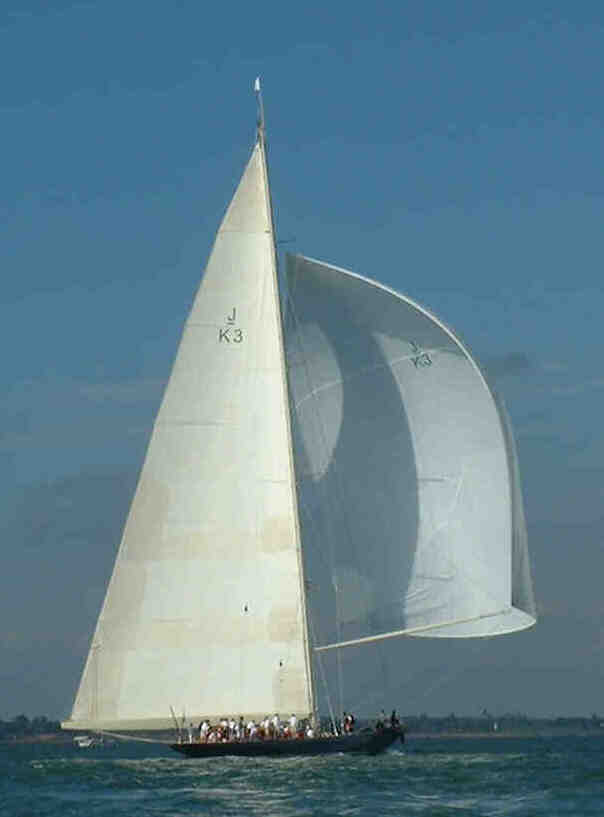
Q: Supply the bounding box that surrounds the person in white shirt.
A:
[262,716,271,738]
[288,713,297,738]
[199,720,209,742]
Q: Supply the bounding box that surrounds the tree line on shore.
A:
[2,712,602,740]
[0,715,61,739]
[404,711,604,733]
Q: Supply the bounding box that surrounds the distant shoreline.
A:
[3,729,603,745]
[0,733,73,745]
[407,729,604,739]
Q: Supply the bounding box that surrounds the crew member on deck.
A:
[261,715,269,738]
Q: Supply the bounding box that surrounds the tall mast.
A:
[253,78,317,724]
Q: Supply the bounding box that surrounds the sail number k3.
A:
[219,327,243,343]
[219,307,243,343]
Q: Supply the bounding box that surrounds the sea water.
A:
[2,735,604,816]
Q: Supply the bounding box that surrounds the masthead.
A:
[254,76,265,137]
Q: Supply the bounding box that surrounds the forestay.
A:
[65,143,313,730]
[284,254,536,654]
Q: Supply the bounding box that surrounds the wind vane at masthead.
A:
[254,76,265,133]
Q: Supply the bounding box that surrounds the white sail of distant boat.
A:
[62,88,535,740]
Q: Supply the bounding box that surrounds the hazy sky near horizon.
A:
[2,1,604,720]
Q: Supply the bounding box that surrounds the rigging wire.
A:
[284,280,356,725]
[99,731,173,745]
[283,293,342,726]
[307,605,338,734]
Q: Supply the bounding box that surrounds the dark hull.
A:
[171,727,403,758]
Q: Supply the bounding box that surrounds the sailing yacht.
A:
[62,83,536,757]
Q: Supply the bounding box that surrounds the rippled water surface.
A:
[2,735,604,816]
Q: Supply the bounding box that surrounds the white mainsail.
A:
[284,254,536,654]
[65,137,313,730]
[64,112,535,733]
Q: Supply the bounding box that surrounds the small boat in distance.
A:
[73,734,96,748]
[73,734,112,748]
[62,82,535,758]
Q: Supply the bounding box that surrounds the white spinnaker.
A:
[65,143,312,730]
[284,254,536,654]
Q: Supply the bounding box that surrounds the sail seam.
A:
[156,421,236,427]
[292,347,449,410]
[218,228,269,234]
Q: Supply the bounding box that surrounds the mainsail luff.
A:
[255,116,317,722]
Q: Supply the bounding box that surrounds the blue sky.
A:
[1,1,604,720]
